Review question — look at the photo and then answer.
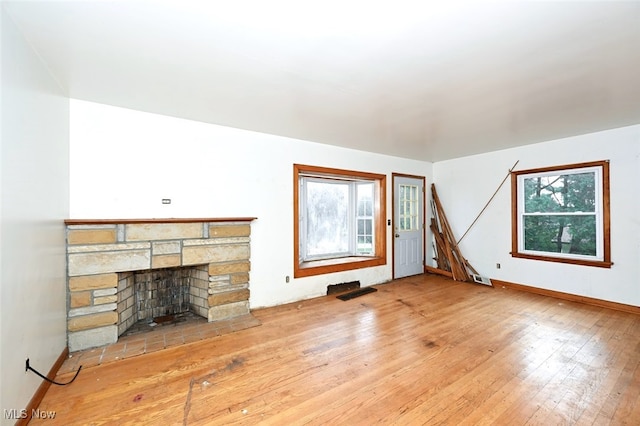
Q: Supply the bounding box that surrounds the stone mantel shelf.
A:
[65,217,257,225]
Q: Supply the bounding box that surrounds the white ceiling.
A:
[5,0,640,161]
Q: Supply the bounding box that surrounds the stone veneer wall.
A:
[117,272,136,336]
[65,218,255,352]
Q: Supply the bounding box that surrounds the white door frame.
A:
[392,173,426,279]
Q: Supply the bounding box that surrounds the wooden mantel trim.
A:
[65,217,258,225]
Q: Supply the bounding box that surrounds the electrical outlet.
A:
[496,263,501,269]
[285,276,290,283]
[25,358,30,372]
[162,199,171,204]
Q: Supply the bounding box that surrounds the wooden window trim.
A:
[294,164,387,278]
[511,160,611,268]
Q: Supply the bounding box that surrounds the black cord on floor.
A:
[26,361,82,386]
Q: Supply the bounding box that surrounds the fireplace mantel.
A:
[65,217,257,225]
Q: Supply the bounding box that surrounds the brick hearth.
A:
[65,218,256,351]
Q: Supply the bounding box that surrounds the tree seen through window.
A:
[523,172,596,256]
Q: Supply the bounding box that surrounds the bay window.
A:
[294,164,386,277]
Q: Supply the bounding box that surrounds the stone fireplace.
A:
[65,218,256,352]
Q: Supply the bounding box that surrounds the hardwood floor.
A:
[32,274,640,425]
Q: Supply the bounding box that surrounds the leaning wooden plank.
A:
[431,185,468,280]
[443,230,467,281]
[431,184,473,282]
[462,257,479,275]
[431,188,458,278]
[424,265,453,278]
[430,221,451,271]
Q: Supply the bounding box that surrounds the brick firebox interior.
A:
[65,218,256,352]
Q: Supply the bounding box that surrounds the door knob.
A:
[395,233,400,238]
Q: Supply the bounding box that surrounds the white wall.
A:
[1,9,69,421]
[433,125,640,307]
[70,100,432,308]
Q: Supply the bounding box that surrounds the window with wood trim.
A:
[294,164,386,278]
[511,160,611,268]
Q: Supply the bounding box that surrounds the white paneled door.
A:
[393,175,425,278]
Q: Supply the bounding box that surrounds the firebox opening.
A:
[117,264,209,336]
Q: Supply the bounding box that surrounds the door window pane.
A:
[399,184,419,231]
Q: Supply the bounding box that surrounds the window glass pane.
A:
[411,186,418,208]
[524,172,596,213]
[357,183,373,216]
[356,182,374,255]
[524,215,596,256]
[356,218,373,254]
[399,184,419,231]
[305,180,349,256]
